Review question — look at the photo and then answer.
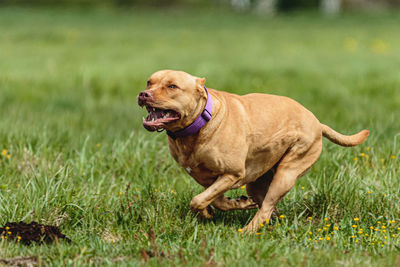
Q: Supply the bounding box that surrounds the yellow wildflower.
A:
[6,154,10,159]
[370,39,389,54]
[382,225,386,229]
[378,221,381,224]
[391,155,396,159]
[307,217,312,220]
[5,227,9,230]
[333,226,338,231]
[241,186,246,189]
[326,224,331,227]
[301,186,304,190]
[380,158,384,163]
[1,149,7,156]
[368,191,371,194]
[319,237,323,241]
[352,225,357,228]
[358,231,363,234]
[370,226,374,230]
[326,236,331,241]
[324,218,328,221]
[238,229,243,233]
[354,157,358,161]
[97,143,101,148]
[365,155,369,159]
[354,218,360,221]
[351,235,355,238]
[256,232,261,235]
[279,215,285,219]
[259,223,264,227]
[308,232,313,235]
[266,219,270,224]
[360,153,365,157]
[7,231,11,235]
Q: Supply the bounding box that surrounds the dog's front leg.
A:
[190,174,241,219]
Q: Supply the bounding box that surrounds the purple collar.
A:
[167,86,212,139]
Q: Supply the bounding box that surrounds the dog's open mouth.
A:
[142,105,180,131]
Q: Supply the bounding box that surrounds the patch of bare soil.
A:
[0,221,70,245]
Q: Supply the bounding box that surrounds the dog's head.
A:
[138,70,207,132]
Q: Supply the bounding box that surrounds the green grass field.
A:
[0,6,399,266]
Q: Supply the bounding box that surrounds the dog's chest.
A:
[169,142,218,187]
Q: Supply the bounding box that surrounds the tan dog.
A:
[138,70,369,233]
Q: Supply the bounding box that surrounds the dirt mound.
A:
[0,221,70,245]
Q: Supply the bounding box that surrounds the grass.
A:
[0,6,399,266]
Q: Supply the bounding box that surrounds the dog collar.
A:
[166,86,212,139]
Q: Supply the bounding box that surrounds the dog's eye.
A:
[168,84,178,89]
[146,80,151,87]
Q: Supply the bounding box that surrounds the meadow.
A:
[0,6,399,266]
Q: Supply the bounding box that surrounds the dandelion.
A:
[6,154,10,159]
[309,232,313,235]
[326,236,331,241]
[397,228,400,231]
[1,149,7,156]
[358,231,363,234]
[371,242,375,245]
[378,221,381,224]
[351,235,355,238]
[365,234,368,237]
[97,143,101,148]
[308,238,312,241]
[318,228,322,232]
[241,186,246,189]
[368,191,371,194]
[260,223,264,227]
[301,186,304,190]
[352,225,357,228]
[7,231,11,235]
[380,158,384,163]
[392,155,396,159]
[307,217,312,220]
[360,153,365,157]
[382,225,386,229]
[354,157,358,161]
[383,230,386,233]
[256,232,261,235]
[5,227,9,230]
[356,239,359,243]
[326,224,331,227]
[170,190,175,194]
[1,236,4,239]
[319,237,323,241]
[154,189,158,192]
[370,39,389,54]
[238,229,243,233]
[266,219,270,224]
[333,226,339,231]
[119,192,122,195]
[365,155,369,159]
[369,226,374,230]
[323,227,327,231]
[381,244,384,247]
[279,215,285,219]
[324,218,328,221]
[17,236,21,241]
[354,218,360,221]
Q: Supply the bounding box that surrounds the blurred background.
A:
[0,0,399,148]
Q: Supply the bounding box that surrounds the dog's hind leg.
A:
[246,168,275,207]
[243,140,322,233]
[212,195,258,211]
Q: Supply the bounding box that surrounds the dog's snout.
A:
[138,90,152,106]
[139,91,151,98]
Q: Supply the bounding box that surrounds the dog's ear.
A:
[197,77,206,86]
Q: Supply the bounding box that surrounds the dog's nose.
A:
[138,90,152,106]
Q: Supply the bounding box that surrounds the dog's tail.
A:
[321,124,369,147]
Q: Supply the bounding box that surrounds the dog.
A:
[137,70,369,233]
